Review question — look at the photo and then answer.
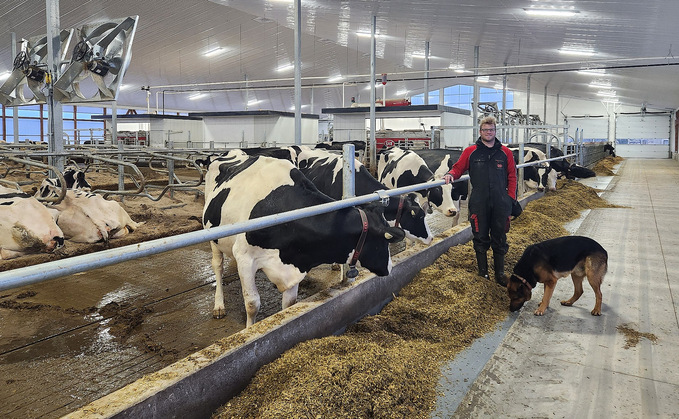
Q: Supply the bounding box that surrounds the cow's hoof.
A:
[591,309,601,316]
[213,308,226,319]
[533,309,546,316]
[560,300,573,306]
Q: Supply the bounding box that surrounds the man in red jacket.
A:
[444,116,517,286]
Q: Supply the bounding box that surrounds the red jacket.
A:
[448,138,517,202]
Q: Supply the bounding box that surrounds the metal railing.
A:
[0,146,563,293]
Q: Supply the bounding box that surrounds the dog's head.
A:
[507,274,533,312]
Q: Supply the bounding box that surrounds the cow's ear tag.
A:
[346,266,359,279]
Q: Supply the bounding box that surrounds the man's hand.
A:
[443,173,454,185]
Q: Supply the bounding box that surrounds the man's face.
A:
[480,124,496,142]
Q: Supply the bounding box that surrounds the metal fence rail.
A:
[0,145,583,293]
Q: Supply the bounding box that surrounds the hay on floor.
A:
[213,177,621,419]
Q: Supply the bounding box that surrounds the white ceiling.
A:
[1,0,679,115]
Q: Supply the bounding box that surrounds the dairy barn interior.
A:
[1,1,678,418]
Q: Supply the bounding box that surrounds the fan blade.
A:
[53,61,86,101]
[26,79,46,102]
[92,74,114,99]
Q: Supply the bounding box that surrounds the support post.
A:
[46,0,64,175]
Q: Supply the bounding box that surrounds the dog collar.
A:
[514,274,533,290]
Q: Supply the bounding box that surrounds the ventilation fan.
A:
[0,30,73,106]
[53,16,138,103]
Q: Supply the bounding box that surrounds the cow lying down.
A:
[201,150,405,327]
[37,181,141,243]
[0,185,64,260]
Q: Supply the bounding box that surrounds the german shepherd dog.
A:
[507,236,608,316]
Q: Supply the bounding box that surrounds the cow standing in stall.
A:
[376,147,447,215]
[296,147,433,244]
[0,185,64,259]
[201,151,405,327]
[412,148,470,226]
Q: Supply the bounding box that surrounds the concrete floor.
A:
[437,158,679,418]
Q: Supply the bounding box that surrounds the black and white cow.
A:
[315,140,366,161]
[240,146,304,165]
[0,185,64,259]
[565,164,596,179]
[523,142,571,174]
[376,147,446,215]
[296,147,432,244]
[604,142,616,157]
[201,150,405,327]
[508,146,558,192]
[315,140,366,152]
[35,166,91,200]
[412,148,470,226]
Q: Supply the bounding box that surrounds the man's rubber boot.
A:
[493,252,508,287]
[476,251,489,280]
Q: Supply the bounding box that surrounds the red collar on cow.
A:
[394,195,405,228]
[346,208,369,279]
[514,273,533,290]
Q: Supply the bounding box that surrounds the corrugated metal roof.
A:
[1,0,677,113]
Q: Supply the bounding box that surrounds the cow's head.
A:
[355,202,405,277]
[0,187,65,259]
[438,183,460,217]
[389,193,432,244]
[537,166,557,191]
[63,167,91,191]
[35,178,62,199]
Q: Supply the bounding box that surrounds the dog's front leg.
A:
[535,280,557,315]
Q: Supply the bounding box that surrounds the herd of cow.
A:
[1,141,591,327]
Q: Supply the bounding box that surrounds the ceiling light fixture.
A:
[476,75,490,83]
[524,8,579,17]
[276,63,294,72]
[596,90,617,97]
[396,89,409,96]
[578,68,606,75]
[247,99,261,106]
[356,31,381,38]
[188,93,207,100]
[204,47,225,57]
[559,47,595,56]
[589,80,612,88]
[328,75,344,83]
